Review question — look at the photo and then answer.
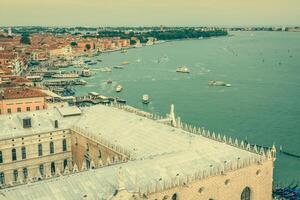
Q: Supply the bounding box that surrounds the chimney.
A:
[23,118,32,128]
[54,120,58,128]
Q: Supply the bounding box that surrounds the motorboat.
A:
[113,65,124,69]
[81,67,92,77]
[208,80,231,87]
[176,66,190,73]
[142,94,150,104]
[115,85,123,92]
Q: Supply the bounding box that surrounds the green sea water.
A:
[74,31,300,184]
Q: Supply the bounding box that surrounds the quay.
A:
[74,92,126,106]
[44,79,87,87]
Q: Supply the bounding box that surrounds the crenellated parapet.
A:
[108,103,276,161]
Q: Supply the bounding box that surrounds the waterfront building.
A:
[0,103,276,199]
[0,87,47,115]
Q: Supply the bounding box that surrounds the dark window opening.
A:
[12,148,17,161]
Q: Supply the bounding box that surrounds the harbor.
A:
[16,31,300,185]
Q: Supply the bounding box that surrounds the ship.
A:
[208,80,231,87]
[176,66,190,73]
[107,80,113,84]
[121,49,128,53]
[52,72,79,79]
[142,94,150,104]
[115,85,123,92]
[73,59,84,66]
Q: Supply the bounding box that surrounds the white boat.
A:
[176,66,190,73]
[115,85,123,92]
[81,68,92,77]
[96,67,112,72]
[142,94,150,104]
[208,80,232,87]
[121,49,128,53]
[26,75,43,82]
[73,59,84,66]
[52,73,79,79]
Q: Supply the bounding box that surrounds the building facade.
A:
[0,104,276,200]
[0,87,47,115]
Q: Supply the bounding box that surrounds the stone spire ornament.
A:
[117,167,126,191]
[72,163,79,173]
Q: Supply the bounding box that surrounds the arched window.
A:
[13,170,18,182]
[11,148,17,161]
[21,146,26,159]
[23,168,28,179]
[172,193,177,200]
[0,172,5,185]
[50,142,54,154]
[63,159,68,169]
[0,151,3,163]
[38,144,43,156]
[62,139,67,152]
[241,187,251,200]
[98,150,102,159]
[39,164,44,176]
[51,162,56,175]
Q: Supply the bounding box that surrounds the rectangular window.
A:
[13,170,18,182]
[0,172,5,185]
[26,107,30,111]
[38,144,43,156]
[17,107,21,112]
[36,106,40,110]
[0,151,3,163]
[7,108,11,114]
[23,168,28,179]
[39,164,44,176]
[21,147,26,159]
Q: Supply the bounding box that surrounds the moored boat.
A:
[52,72,79,79]
[81,67,92,77]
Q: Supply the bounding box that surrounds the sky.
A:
[0,0,299,27]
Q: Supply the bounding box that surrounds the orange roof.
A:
[0,87,46,100]
[0,67,12,74]
[11,76,32,83]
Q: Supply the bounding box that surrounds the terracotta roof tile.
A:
[0,87,46,100]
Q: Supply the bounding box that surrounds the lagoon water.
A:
[74,31,300,184]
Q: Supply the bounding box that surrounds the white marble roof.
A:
[0,104,263,199]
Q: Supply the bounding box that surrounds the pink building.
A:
[0,87,47,115]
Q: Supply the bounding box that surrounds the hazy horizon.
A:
[1,0,299,27]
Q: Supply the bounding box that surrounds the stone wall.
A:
[0,129,72,185]
[70,130,127,170]
[146,159,273,200]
